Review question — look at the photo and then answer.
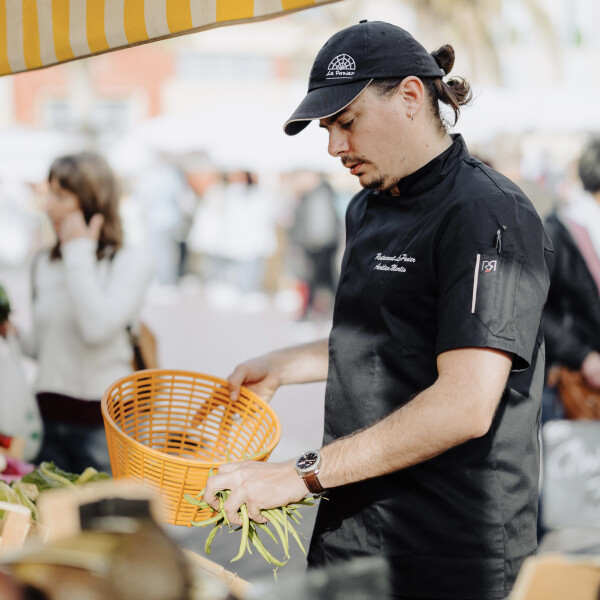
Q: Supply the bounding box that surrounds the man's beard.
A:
[361,172,401,192]
[341,156,400,192]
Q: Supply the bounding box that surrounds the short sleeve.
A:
[435,191,552,370]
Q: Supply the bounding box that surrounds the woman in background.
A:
[13,152,154,473]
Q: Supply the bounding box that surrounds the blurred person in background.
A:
[542,138,600,423]
[132,153,195,286]
[203,21,552,600]
[221,170,278,295]
[186,171,229,284]
[289,172,341,319]
[0,152,154,474]
[483,135,563,222]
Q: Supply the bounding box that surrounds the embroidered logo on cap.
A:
[326,54,356,79]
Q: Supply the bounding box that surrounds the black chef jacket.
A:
[307,135,553,600]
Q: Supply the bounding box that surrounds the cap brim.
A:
[284,79,373,136]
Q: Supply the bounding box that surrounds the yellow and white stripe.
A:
[0,0,342,77]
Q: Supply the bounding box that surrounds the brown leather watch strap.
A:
[303,471,325,494]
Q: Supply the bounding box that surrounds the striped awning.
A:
[0,0,342,77]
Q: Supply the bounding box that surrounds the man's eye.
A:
[341,119,354,129]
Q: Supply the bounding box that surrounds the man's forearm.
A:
[207,349,510,524]
[272,339,329,386]
[318,385,469,488]
[317,348,512,489]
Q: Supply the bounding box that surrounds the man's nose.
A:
[328,130,349,157]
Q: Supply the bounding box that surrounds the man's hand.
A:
[582,351,600,389]
[227,354,282,402]
[227,340,330,402]
[59,211,104,244]
[203,460,308,526]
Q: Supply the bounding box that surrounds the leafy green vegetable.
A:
[21,461,79,491]
[76,466,110,485]
[0,480,17,501]
[12,481,39,502]
[12,483,39,522]
[2,462,111,522]
[0,481,18,517]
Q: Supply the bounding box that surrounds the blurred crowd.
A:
[0,134,595,341]
[0,156,353,322]
[0,133,583,317]
[1,131,600,551]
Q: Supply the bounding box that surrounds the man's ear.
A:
[399,76,425,117]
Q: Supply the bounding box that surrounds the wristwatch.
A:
[294,449,325,495]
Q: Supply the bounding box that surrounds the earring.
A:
[409,112,413,121]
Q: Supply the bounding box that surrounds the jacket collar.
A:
[374,133,469,199]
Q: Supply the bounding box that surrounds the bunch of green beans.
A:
[184,470,316,571]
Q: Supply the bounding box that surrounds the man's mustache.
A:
[341,156,370,167]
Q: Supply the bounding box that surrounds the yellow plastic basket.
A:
[101,369,281,526]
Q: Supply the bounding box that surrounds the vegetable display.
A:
[21,461,109,491]
[0,461,110,521]
[184,467,317,574]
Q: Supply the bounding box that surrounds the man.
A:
[204,21,553,600]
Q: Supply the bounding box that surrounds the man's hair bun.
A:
[431,44,455,75]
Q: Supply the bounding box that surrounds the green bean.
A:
[184,450,318,572]
[190,512,223,527]
[281,507,290,549]
[285,506,302,524]
[218,493,230,527]
[204,523,220,554]
[285,519,306,554]
[268,508,306,555]
[256,522,278,544]
[183,493,211,509]
[248,527,271,564]
[230,503,250,563]
[249,526,288,568]
[262,509,289,558]
[294,498,316,506]
[245,450,269,461]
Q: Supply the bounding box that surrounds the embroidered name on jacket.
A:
[374,252,416,273]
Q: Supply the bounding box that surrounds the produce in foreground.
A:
[0,461,110,521]
[184,463,318,575]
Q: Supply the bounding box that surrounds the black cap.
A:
[284,20,445,136]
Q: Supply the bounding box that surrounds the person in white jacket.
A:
[10,152,154,473]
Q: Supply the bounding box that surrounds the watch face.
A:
[297,450,319,471]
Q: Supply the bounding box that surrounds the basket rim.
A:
[100,368,281,468]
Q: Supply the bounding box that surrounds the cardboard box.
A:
[510,554,600,600]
